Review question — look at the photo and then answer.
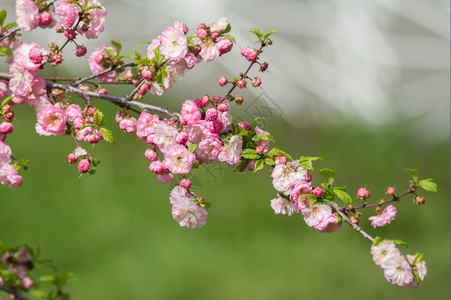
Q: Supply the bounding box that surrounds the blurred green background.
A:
[0,93,449,299]
[1,0,450,299]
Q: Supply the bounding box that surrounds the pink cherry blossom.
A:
[217,111,232,133]
[357,187,371,199]
[16,0,40,32]
[289,181,312,211]
[215,37,233,55]
[187,120,210,144]
[0,164,23,187]
[370,240,401,267]
[163,144,196,175]
[39,11,55,28]
[88,46,119,82]
[169,185,189,205]
[78,159,90,173]
[55,1,79,28]
[179,179,191,190]
[158,173,173,184]
[199,42,220,62]
[119,118,137,133]
[383,255,413,286]
[197,135,222,163]
[172,197,208,228]
[77,0,107,39]
[270,196,296,216]
[35,106,67,136]
[180,100,201,126]
[136,112,160,140]
[406,254,427,287]
[144,149,159,162]
[271,161,308,195]
[0,141,12,166]
[9,64,34,98]
[153,121,178,152]
[218,135,242,167]
[301,203,338,232]
[368,205,397,228]
[146,36,162,60]
[65,104,83,122]
[14,43,49,73]
[160,26,188,63]
[386,187,395,196]
[210,17,228,34]
[241,47,258,61]
[315,212,341,233]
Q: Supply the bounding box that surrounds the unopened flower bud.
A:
[21,276,33,289]
[39,11,53,27]
[266,38,273,45]
[205,108,218,121]
[87,107,96,116]
[78,159,90,173]
[218,76,227,86]
[375,206,382,213]
[259,61,269,72]
[217,103,229,112]
[255,145,264,154]
[251,77,261,87]
[237,79,247,89]
[238,121,251,131]
[149,161,166,175]
[415,196,426,205]
[234,94,244,105]
[386,187,395,196]
[195,95,209,108]
[51,54,63,65]
[98,88,108,95]
[74,45,87,57]
[312,187,324,198]
[144,149,159,162]
[275,155,286,165]
[64,29,76,40]
[68,153,77,164]
[138,83,149,95]
[349,216,359,225]
[0,122,13,134]
[357,187,371,199]
[180,179,191,189]
[176,132,189,144]
[141,67,152,80]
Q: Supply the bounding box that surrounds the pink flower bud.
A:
[179,179,191,189]
[275,155,286,165]
[79,85,90,92]
[205,108,218,121]
[306,173,312,182]
[3,112,14,123]
[78,159,90,173]
[386,187,395,196]
[215,37,233,55]
[0,122,13,134]
[197,23,205,30]
[235,94,244,104]
[74,45,87,57]
[218,76,227,86]
[2,104,11,113]
[211,32,219,40]
[73,117,84,129]
[29,49,43,65]
[255,145,264,154]
[64,29,76,40]
[21,276,33,289]
[251,77,261,87]
[51,55,63,65]
[238,121,251,131]
[98,88,108,94]
[241,47,258,61]
[87,107,96,116]
[195,95,209,108]
[237,79,247,89]
[39,12,53,27]
[138,83,149,95]
[141,67,152,80]
[144,149,158,162]
[56,25,64,33]
[196,28,207,37]
[260,61,269,72]
[158,173,173,184]
[357,187,371,199]
[176,132,189,144]
[312,187,324,197]
[68,153,77,164]
[415,196,426,205]
[149,160,166,175]
[217,103,228,112]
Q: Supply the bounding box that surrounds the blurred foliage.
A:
[0,98,449,299]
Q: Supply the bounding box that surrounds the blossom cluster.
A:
[370,240,427,287]
[0,246,34,291]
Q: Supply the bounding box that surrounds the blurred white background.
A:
[2,0,449,143]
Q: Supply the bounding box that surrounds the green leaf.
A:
[1,96,13,109]
[188,144,198,153]
[249,28,263,42]
[93,110,104,126]
[251,133,272,142]
[111,40,122,56]
[103,48,116,59]
[137,40,151,45]
[85,4,102,11]
[30,290,49,299]
[418,179,437,192]
[250,117,264,129]
[39,275,56,282]
[233,158,250,172]
[222,23,232,34]
[412,252,424,265]
[0,10,6,27]
[66,0,83,9]
[333,188,352,205]
[372,236,384,246]
[299,156,325,170]
[0,46,13,58]
[100,127,115,144]
[91,157,101,167]
[263,29,279,40]
[264,157,275,166]
[88,167,97,175]
[405,168,419,183]
[253,159,265,173]
[4,22,18,31]
[241,148,261,160]
[319,168,336,185]
[390,239,408,248]
[155,68,167,86]
[222,34,236,44]
[266,147,293,161]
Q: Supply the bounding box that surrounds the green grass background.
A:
[0,93,449,300]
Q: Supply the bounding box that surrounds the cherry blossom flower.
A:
[0,141,12,166]
[169,185,189,205]
[301,203,340,232]
[35,106,67,136]
[9,64,34,99]
[15,0,40,32]
[368,205,397,228]
[271,161,308,195]
[77,0,107,39]
[0,164,23,187]
[163,144,196,175]
[13,43,49,73]
[160,26,188,63]
[136,112,160,140]
[218,135,242,167]
[153,121,178,152]
[406,254,427,287]
[197,136,222,163]
[172,197,208,228]
[383,255,413,286]
[370,240,401,267]
[270,196,297,216]
[180,100,201,126]
[88,46,119,82]
[55,1,80,28]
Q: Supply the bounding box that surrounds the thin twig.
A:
[71,63,134,86]
[0,28,20,43]
[350,186,417,211]
[331,201,374,242]
[0,285,31,300]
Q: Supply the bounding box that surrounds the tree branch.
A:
[331,201,374,243]
[0,72,180,118]
[0,285,31,300]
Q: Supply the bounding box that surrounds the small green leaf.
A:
[93,110,104,126]
[85,4,102,11]
[299,156,325,170]
[405,168,419,183]
[241,149,261,160]
[264,157,275,166]
[155,68,167,86]
[66,0,83,9]
[188,144,198,153]
[249,28,262,38]
[412,252,424,265]
[1,96,13,109]
[111,40,122,56]
[91,157,101,167]
[233,158,249,172]
[0,10,6,27]
[372,236,384,246]
[0,46,13,58]
[319,168,336,185]
[103,48,116,59]
[222,34,236,44]
[4,22,18,31]
[418,179,437,192]
[263,29,279,40]
[266,147,293,161]
[251,133,272,142]
[88,167,97,175]
[30,290,49,299]
[253,159,265,173]
[137,40,151,45]
[222,23,232,34]
[333,188,352,205]
[390,239,408,248]
[100,127,114,144]
[39,275,56,282]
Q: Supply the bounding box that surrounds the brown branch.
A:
[350,186,417,211]
[0,285,31,300]
[331,201,374,242]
